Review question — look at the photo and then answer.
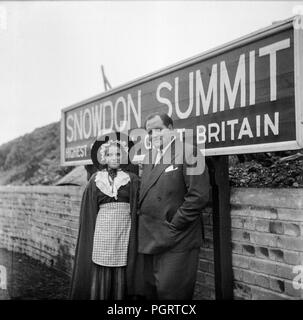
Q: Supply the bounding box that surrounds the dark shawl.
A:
[69,171,143,299]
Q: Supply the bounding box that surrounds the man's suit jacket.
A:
[138,139,210,255]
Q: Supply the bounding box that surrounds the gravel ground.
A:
[0,248,204,300]
[0,248,70,300]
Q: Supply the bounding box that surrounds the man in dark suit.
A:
[138,112,210,300]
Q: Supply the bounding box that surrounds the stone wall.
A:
[0,186,302,299]
[0,186,82,275]
[196,188,303,300]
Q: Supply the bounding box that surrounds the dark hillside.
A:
[0,122,74,185]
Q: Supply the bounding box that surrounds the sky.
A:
[0,0,302,145]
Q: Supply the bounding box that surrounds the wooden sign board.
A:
[60,16,303,166]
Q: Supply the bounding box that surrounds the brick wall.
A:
[196,188,303,300]
[0,186,302,299]
[0,186,83,275]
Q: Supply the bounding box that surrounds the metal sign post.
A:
[208,156,233,299]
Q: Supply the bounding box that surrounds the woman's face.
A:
[105,145,121,169]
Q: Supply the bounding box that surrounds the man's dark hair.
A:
[144,112,174,129]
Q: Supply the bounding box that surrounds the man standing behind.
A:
[138,112,210,300]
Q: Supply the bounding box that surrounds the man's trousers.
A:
[142,248,200,300]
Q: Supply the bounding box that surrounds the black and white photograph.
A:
[0,0,303,307]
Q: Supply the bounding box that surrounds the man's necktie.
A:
[153,149,163,167]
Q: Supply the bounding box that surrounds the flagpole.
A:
[85,65,113,181]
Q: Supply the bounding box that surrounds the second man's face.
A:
[146,115,172,150]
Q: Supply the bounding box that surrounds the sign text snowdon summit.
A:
[65,38,290,142]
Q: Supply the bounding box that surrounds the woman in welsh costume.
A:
[69,132,143,300]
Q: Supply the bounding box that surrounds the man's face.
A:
[145,115,172,150]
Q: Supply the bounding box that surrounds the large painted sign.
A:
[61,16,303,166]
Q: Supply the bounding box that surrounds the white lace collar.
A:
[95,170,130,200]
